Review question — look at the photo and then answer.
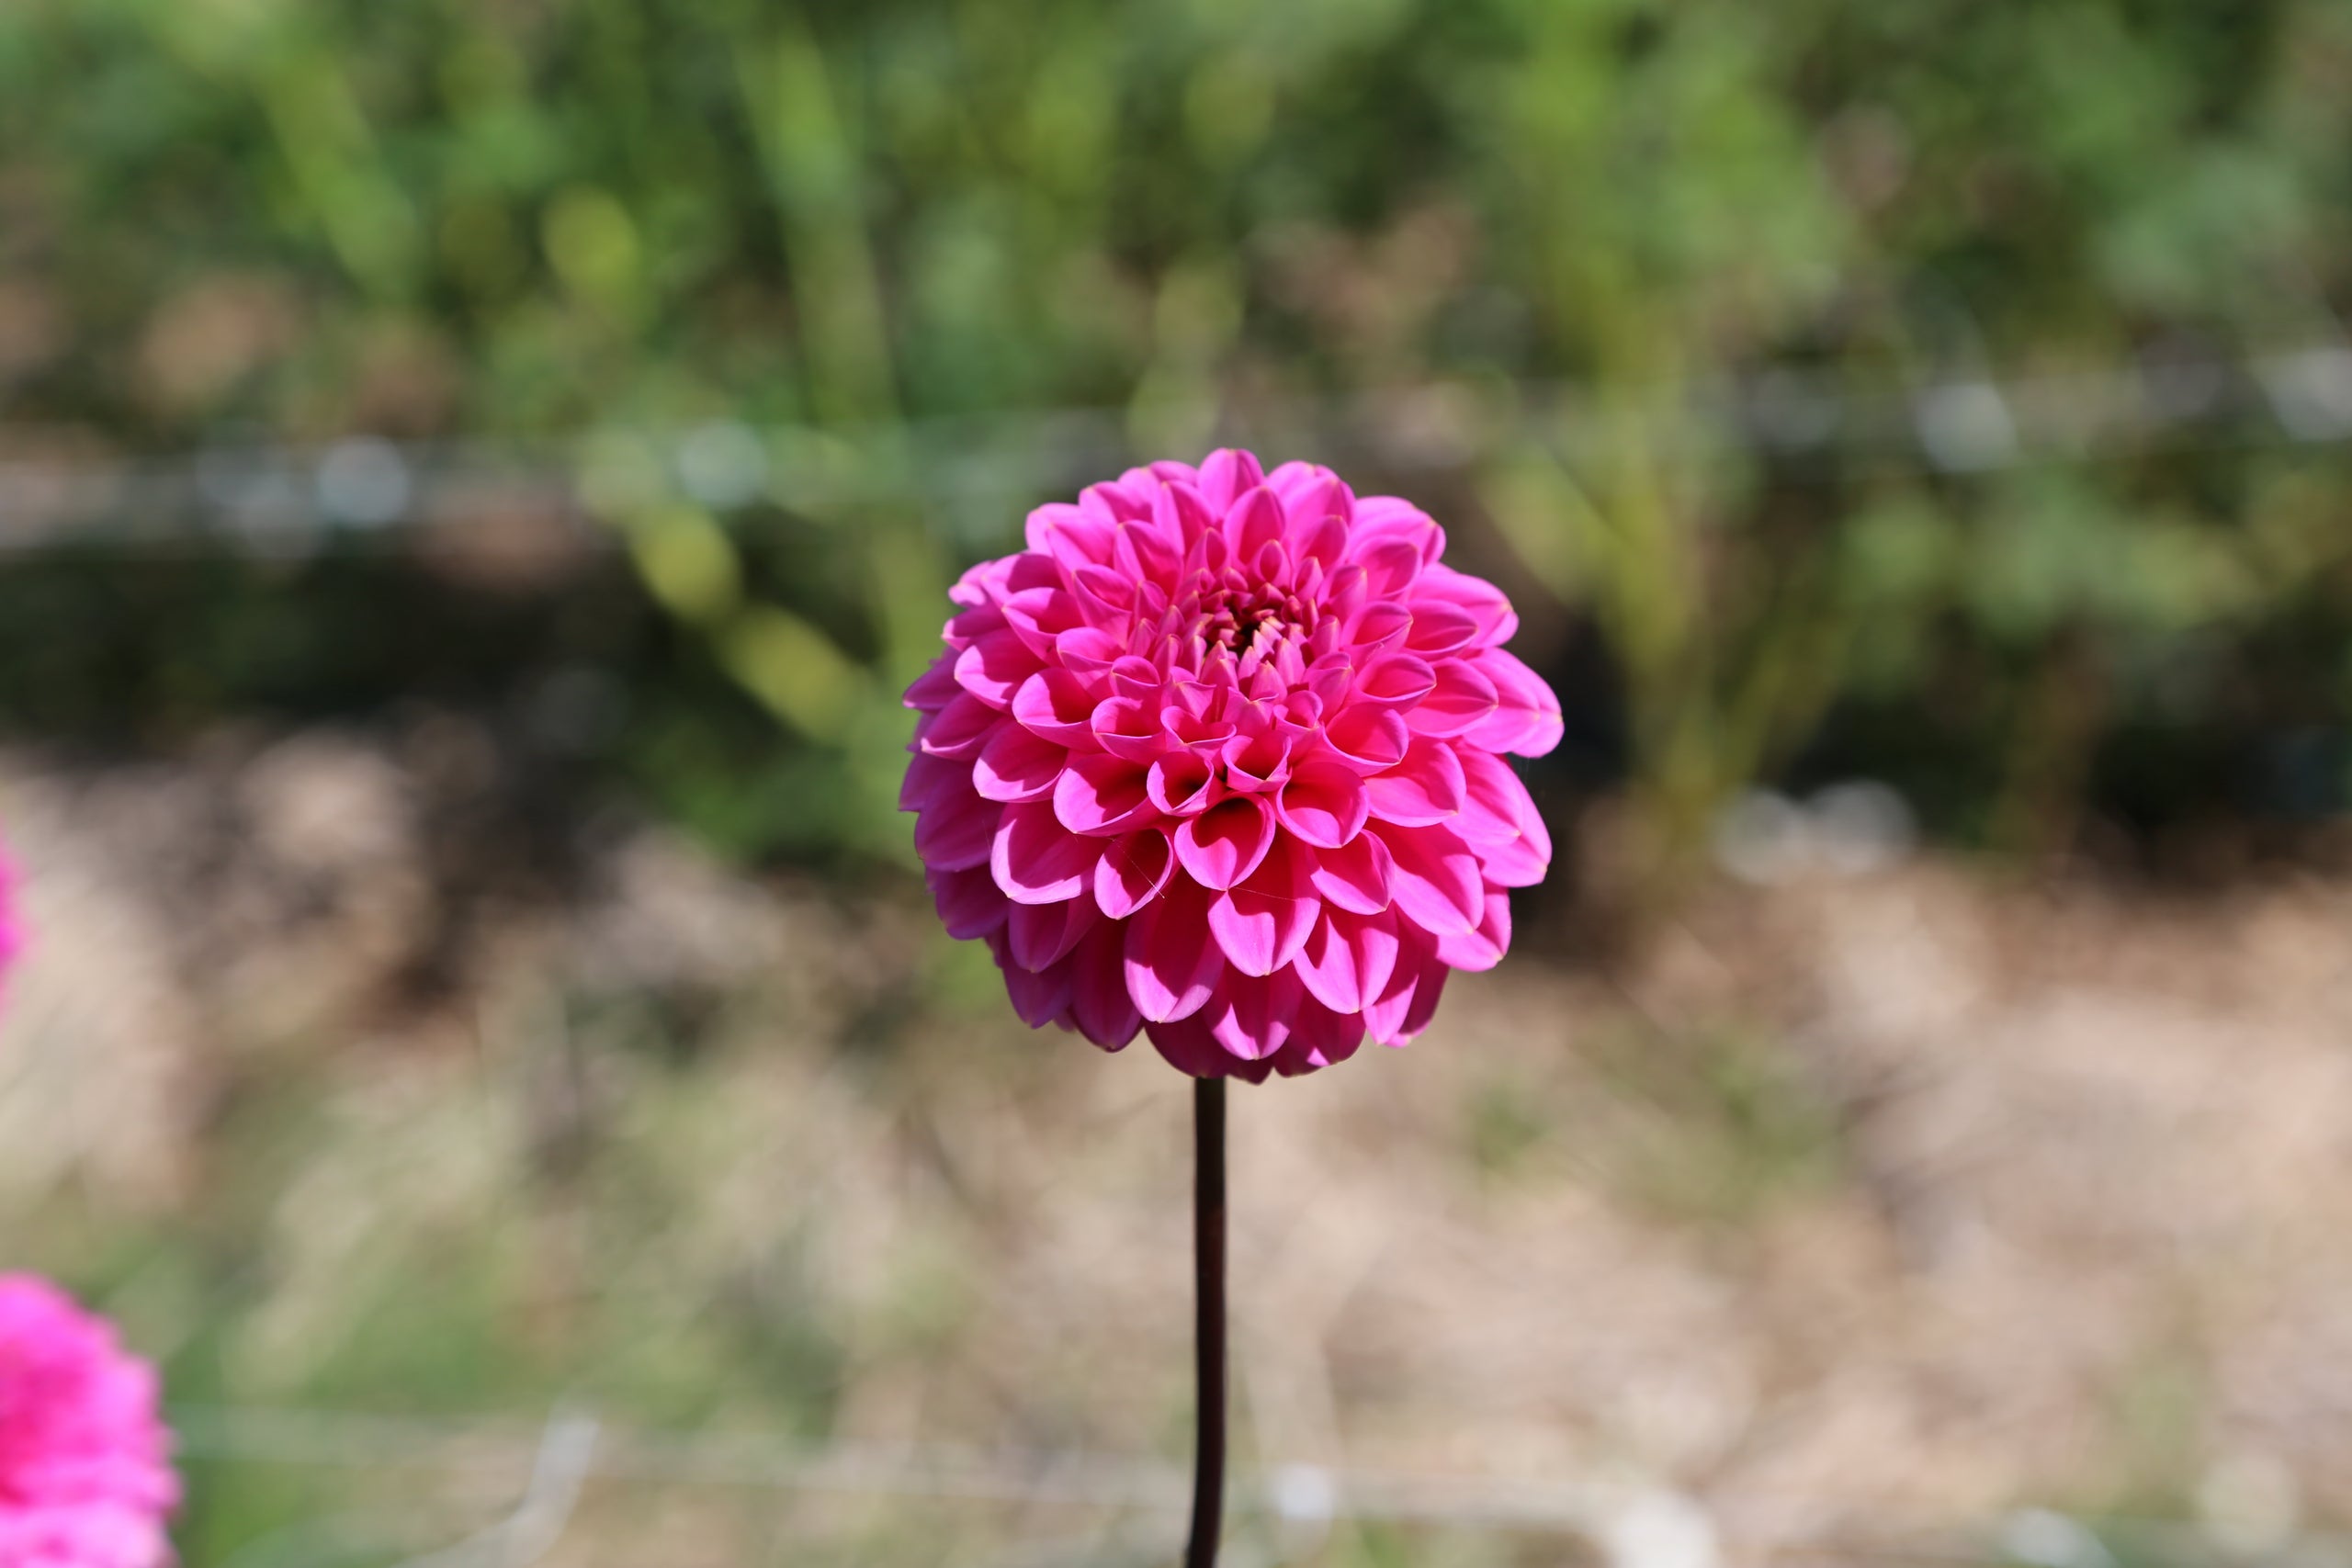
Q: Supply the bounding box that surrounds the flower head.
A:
[0,1276,178,1568]
[904,450,1560,1080]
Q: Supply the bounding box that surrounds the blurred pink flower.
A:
[0,1276,178,1568]
[0,841,22,987]
[904,450,1560,1079]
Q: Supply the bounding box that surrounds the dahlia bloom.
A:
[904,450,1560,1079]
[0,1277,178,1568]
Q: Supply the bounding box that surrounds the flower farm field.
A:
[6,733,2351,1568]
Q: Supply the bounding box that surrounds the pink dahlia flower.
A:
[0,1277,178,1568]
[903,450,1561,1080]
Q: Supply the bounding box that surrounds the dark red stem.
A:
[1184,1076,1227,1568]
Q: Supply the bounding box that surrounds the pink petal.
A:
[1196,449,1266,514]
[1351,497,1446,565]
[1400,601,1481,660]
[899,749,958,813]
[973,724,1067,804]
[1222,487,1285,562]
[1206,968,1300,1061]
[1412,564,1519,647]
[1274,755,1369,849]
[1090,695,1170,763]
[1454,749,1532,845]
[918,691,998,759]
[1361,924,1435,1044]
[989,928,1074,1028]
[1056,625,1127,672]
[1206,835,1320,977]
[1053,751,1159,836]
[1147,1013,1275,1081]
[1094,828,1177,919]
[1174,795,1276,891]
[1374,821,1482,936]
[1435,888,1512,972]
[1124,875,1227,1022]
[1307,830,1395,914]
[1148,750,1218,817]
[1324,706,1409,775]
[914,771,999,871]
[1460,649,1564,758]
[1024,502,1114,568]
[1351,536,1423,598]
[1349,602,1413,652]
[1351,652,1434,709]
[1293,907,1400,1015]
[1364,735,1466,827]
[903,655,964,712]
[1001,586,1085,659]
[1402,660,1500,739]
[1009,894,1099,971]
[955,629,1041,709]
[992,800,1102,904]
[927,863,1010,941]
[1012,669,1102,748]
[1069,919,1142,1049]
[1273,996,1365,1075]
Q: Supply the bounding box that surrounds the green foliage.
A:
[3,0,2351,861]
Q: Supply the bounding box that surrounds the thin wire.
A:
[164,1404,2352,1566]
[3,346,2350,554]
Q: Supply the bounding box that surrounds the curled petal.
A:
[1001,587,1084,659]
[1069,919,1143,1049]
[1293,907,1400,1015]
[1274,756,1369,849]
[1054,752,1159,836]
[1413,564,1519,648]
[1324,706,1409,775]
[993,800,1102,903]
[1009,894,1099,972]
[1365,735,1467,827]
[1462,648,1564,758]
[1308,829,1394,914]
[899,749,958,813]
[1094,828,1177,919]
[974,724,1067,804]
[1012,669,1101,748]
[1350,651,1434,710]
[1206,967,1301,1061]
[927,863,1010,941]
[1207,834,1320,977]
[955,629,1040,709]
[1125,876,1227,1022]
[1435,889,1513,973]
[1273,997,1365,1076]
[915,770,999,871]
[1196,449,1266,513]
[1351,536,1423,599]
[1402,660,1500,739]
[1148,750,1217,817]
[988,928,1075,1028]
[1175,795,1277,891]
[1400,601,1481,660]
[1091,695,1170,763]
[1374,821,1483,936]
[1147,1012,1275,1082]
[919,691,998,759]
[904,655,964,712]
[1222,487,1285,563]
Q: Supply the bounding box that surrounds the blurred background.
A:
[5,1,2352,1563]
